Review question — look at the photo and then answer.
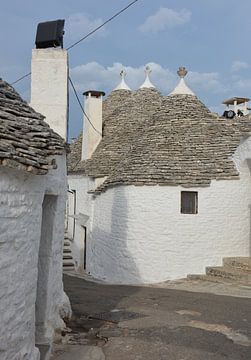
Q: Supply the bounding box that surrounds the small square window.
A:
[181,191,198,214]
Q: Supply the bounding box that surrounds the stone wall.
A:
[87,139,251,284]
[0,155,70,360]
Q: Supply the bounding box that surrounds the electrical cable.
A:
[66,0,140,51]
[11,72,31,86]
[10,0,140,86]
[69,76,102,136]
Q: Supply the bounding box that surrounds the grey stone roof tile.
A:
[68,89,251,192]
[0,78,65,175]
[67,133,83,173]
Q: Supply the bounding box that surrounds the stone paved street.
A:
[51,275,251,360]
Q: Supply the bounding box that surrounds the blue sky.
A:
[1,0,251,138]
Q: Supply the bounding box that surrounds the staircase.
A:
[63,235,75,272]
[188,257,251,285]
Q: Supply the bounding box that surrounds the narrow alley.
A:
[51,275,251,360]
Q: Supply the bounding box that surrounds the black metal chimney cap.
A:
[35,19,65,49]
[83,90,106,98]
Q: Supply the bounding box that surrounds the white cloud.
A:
[187,71,228,94]
[70,62,225,96]
[235,78,251,91]
[65,13,107,41]
[139,7,191,33]
[70,62,177,94]
[231,60,249,72]
[69,61,251,137]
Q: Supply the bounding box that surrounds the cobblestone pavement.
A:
[51,275,251,360]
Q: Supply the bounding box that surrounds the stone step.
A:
[63,235,74,271]
[206,266,251,284]
[63,248,72,254]
[187,273,234,284]
[63,259,75,266]
[63,254,73,260]
[64,239,71,246]
[63,266,75,272]
[63,264,75,269]
[223,257,251,273]
[63,267,75,272]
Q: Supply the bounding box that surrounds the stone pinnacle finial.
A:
[145,65,152,76]
[120,69,126,78]
[140,65,155,89]
[169,66,194,96]
[177,66,188,78]
[114,69,131,91]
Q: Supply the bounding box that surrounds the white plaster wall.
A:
[89,140,251,284]
[67,190,75,240]
[0,154,70,360]
[67,175,94,273]
[30,49,69,141]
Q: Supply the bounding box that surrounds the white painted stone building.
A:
[0,49,71,359]
[67,67,251,285]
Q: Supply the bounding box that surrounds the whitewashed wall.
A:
[82,94,103,160]
[67,175,94,273]
[30,49,68,141]
[0,155,71,360]
[88,139,251,284]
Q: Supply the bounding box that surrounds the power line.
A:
[11,72,31,86]
[66,0,140,51]
[68,76,102,136]
[10,0,140,86]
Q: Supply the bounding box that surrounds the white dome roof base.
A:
[169,66,195,96]
[140,66,155,89]
[114,70,131,91]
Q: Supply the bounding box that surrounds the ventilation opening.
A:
[35,194,58,359]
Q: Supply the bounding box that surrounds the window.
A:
[181,191,198,214]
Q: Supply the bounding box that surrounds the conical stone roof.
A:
[0,78,65,175]
[67,132,82,173]
[95,94,251,192]
[69,88,162,176]
[68,87,251,193]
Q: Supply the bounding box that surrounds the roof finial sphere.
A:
[139,65,155,89]
[145,65,152,75]
[177,66,188,78]
[169,66,194,96]
[120,69,127,78]
[113,68,131,91]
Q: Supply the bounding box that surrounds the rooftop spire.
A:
[169,66,195,96]
[114,69,131,91]
[140,66,155,89]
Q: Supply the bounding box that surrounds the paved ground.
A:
[51,274,251,360]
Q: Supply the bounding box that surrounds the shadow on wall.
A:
[90,186,141,284]
[36,194,58,359]
[245,159,251,256]
[249,205,251,256]
[63,187,142,337]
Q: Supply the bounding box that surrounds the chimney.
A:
[82,90,105,160]
[30,48,69,141]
